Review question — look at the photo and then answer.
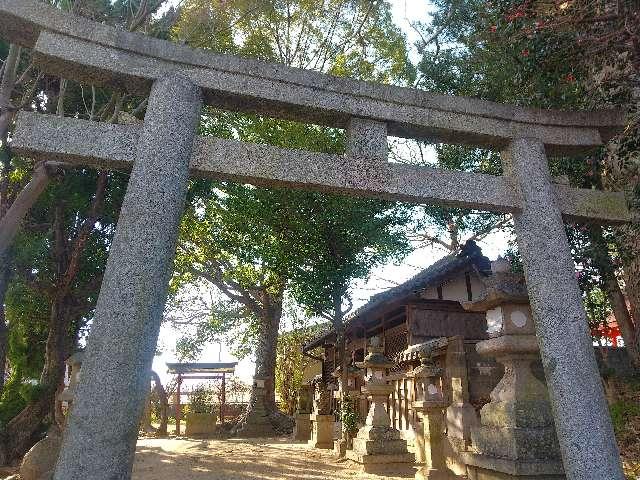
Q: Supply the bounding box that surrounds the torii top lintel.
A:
[0,0,625,155]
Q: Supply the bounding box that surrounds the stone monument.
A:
[294,384,313,441]
[308,375,334,449]
[346,337,415,474]
[461,259,565,479]
[234,376,278,437]
[20,352,84,480]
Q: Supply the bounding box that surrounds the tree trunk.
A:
[0,172,106,464]
[0,43,21,398]
[253,299,282,412]
[140,393,156,434]
[150,370,168,437]
[589,225,640,369]
[331,291,349,440]
[604,273,639,368]
[0,293,73,465]
[617,223,640,365]
[234,289,293,434]
[0,163,60,258]
[0,252,11,392]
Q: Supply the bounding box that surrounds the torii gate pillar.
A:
[53,74,202,480]
[502,138,623,479]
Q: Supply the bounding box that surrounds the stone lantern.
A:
[461,259,564,479]
[346,337,415,474]
[410,351,451,480]
[332,363,363,398]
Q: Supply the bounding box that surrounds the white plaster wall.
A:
[419,271,486,302]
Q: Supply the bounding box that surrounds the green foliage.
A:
[415,1,638,337]
[274,308,325,415]
[0,0,174,431]
[338,394,359,436]
[173,0,415,85]
[611,400,640,435]
[289,193,411,321]
[170,0,416,370]
[171,295,256,361]
[0,370,42,428]
[187,384,215,414]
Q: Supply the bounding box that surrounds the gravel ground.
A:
[133,437,413,480]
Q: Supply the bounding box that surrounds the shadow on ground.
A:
[133,437,414,480]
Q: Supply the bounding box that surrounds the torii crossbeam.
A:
[0,1,628,479]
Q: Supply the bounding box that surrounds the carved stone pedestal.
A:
[411,355,452,480]
[347,425,416,474]
[294,413,311,441]
[308,414,334,449]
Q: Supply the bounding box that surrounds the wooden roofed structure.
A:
[303,241,491,365]
[166,362,237,435]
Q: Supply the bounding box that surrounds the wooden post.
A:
[220,372,226,425]
[175,374,182,436]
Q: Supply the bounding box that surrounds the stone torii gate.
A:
[0,1,630,479]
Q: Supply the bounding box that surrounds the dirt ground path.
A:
[133,437,412,480]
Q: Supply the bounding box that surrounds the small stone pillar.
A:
[444,336,477,452]
[410,352,452,480]
[346,337,415,474]
[294,384,313,441]
[461,259,565,479]
[308,376,334,449]
[59,351,84,414]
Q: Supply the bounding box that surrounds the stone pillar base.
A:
[308,414,334,449]
[346,425,415,474]
[446,403,478,447]
[346,450,416,475]
[234,402,278,438]
[293,413,311,441]
[415,466,452,480]
[185,412,217,437]
[461,452,565,480]
[334,438,347,457]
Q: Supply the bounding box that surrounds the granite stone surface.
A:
[501,138,624,480]
[0,0,626,153]
[29,30,609,154]
[52,74,203,480]
[11,112,630,224]
[0,0,624,135]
